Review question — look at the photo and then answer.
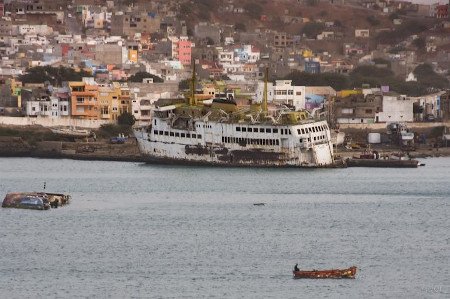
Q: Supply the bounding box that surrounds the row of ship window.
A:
[297,125,328,135]
[300,135,327,143]
[152,129,325,145]
[153,130,202,139]
[222,136,280,146]
[235,127,292,134]
[234,125,327,135]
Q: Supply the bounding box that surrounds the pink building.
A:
[178,39,192,66]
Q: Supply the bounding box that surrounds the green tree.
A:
[284,71,349,91]
[412,37,426,52]
[234,22,247,32]
[413,64,449,89]
[301,22,325,39]
[117,112,136,126]
[179,79,191,90]
[244,3,263,19]
[350,65,394,78]
[19,66,91,86]
[376,20,428,44]
[389,12,399,21]
[127,72,163,83]
[366,15,380,26]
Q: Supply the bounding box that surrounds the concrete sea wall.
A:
[0,116,112,129]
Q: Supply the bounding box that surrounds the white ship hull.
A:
[134,119,335,167]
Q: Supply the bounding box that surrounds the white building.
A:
[132,91,172,123]
[26,96,69,117]
[256,80,306,111]
[18,24,53,36]
[218,49,234,65]
[376,94,414,123]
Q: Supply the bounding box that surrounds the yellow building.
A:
[97,82,132,121]
[337,89,362,98]
[119,83,132,116]
[98,84,121,121]
[128,50,138,63]
[68,80,133,121]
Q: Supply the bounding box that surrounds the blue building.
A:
[305,60,320,74]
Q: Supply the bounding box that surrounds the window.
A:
[164,131,169,136]
[242,127,247,132]
[192,134,196,138]
[297,129,301,134]
[170,132,174,136]
[154,130,158,135]
[175,132,180,137]
[248,128,253,132]
[181,133,185,138]
[236,127,241,132]
[260,128,264,133]
[273,129,278,133]
[186,133,190,138]
[197,134,202,139]
[266,128,271,133]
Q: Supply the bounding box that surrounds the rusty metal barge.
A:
[2,192,70,210]
[293,266,357,279]
[133,68,336,168]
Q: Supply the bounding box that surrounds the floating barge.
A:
[346,158,419,168]
[2,192,70,210]
[293,266,357,279]
[346,149,419,168]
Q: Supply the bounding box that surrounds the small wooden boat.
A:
[51,127,92,138]
[293,266,357,279]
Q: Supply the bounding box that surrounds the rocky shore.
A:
[0,125,144,162]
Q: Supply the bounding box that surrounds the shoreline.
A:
[1,146,449,165]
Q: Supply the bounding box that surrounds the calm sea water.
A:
[0,157,449,298]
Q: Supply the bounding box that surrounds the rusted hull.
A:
[293,267,357,279]
[137,140,334,167]
[141,153,339,168]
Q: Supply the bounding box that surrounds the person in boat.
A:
[294,264,299,272]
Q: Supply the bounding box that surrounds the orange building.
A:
[68,80,99,119]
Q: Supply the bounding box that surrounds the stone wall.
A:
[0,116,112,128]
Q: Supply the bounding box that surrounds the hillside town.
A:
[0,0,449,130]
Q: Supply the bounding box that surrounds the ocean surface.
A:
[0,157,449,298]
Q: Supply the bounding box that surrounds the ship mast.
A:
[262,67,268,114]
[189,59,197,106]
